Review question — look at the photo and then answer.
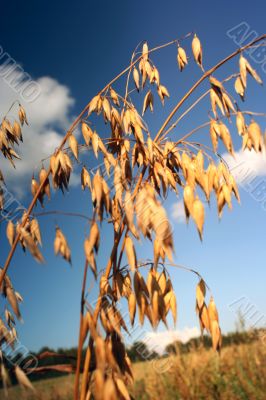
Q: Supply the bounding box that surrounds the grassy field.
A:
[2,341,266,399]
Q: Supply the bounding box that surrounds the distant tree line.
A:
[1,327,265,388]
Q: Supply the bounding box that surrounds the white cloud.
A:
[0,68,75,198]
[171,200,186,223]
[143,326,200,354]
[223,148,266,184]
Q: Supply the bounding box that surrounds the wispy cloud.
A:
[223,148,266,184]
[171,200,186,223]
[144,326,200,354]
[0,69,75,198]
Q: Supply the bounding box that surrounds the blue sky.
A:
[0,0,266,353]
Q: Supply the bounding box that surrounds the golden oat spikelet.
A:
[133,67,140,91]
[219,123,234,156]
[157,85,170,105]
[208,297,222,352]
[68,134,79,161]
[142,90,154,115]
[6,221,15,247]
[125,235,137,271]
[236,111,246,136]
[15,365,35,391]
[128,292,136,326]
[115,377,131,400]
[20,227,44,263]
[248,120,263,153]
[210,88,225,119]
[192,34,203,71]
[54,226,71,265]
[183,184,194,222]
[234,76,245,101]
[196,279,206,310]
[30,218,42,246]
[177,46,188,71]
[109,87,120,106]
[142,41,149,61]
[18,105,28,126]
[192,197,205,240]
[81,122,93,146]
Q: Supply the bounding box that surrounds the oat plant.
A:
[0,32,266,399]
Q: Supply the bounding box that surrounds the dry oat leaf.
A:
[6,221,15,247]
[68,134,79,161]
[192,198,204,240]
[15,365,35,391]
[192,34,203,71]
[177,46,188,71]
[125,235,137,271]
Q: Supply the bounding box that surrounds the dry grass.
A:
[2,340,265,400]
[132,341,266,400]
